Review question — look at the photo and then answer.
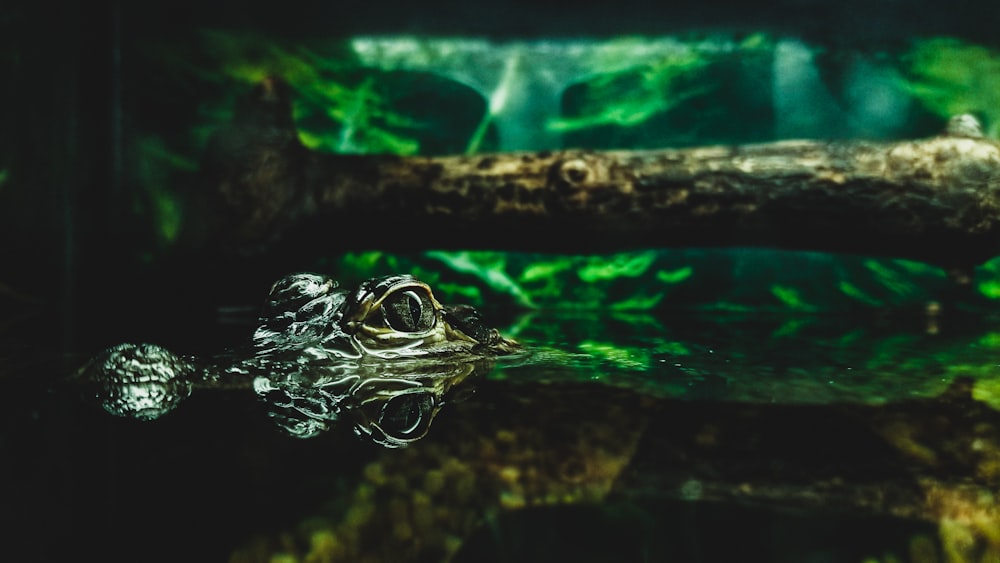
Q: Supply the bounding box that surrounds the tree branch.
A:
[204,79,1000,268]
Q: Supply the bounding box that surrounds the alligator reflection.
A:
[251,358,490,445]
[75,273,518,446]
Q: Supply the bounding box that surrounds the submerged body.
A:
[78,273,519,445]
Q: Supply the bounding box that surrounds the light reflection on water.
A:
[493,309,998,405]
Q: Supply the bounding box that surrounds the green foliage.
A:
[548,48,711,133]
[0,169,7,189]
[770,285,818,312]
[199,31,425,155]
[328,250,694,311]
[977,257,1000,299]
[326,250,972,313]
[427,250,697,310]
[864,260,922,296]
[295,76,421,155]
[609,293,665,310]
[656,266,693,285]
[553,34,775,148]
[134,136,195,245]
[424,251,536,308]
[577,251,656,282]
[904,38,1000,137]
[838,281,884,307]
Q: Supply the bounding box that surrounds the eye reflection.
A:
[378,391,435,440]
[382,289,436,333]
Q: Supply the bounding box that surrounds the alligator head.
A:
[78,273,519,446]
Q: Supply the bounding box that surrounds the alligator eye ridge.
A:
[382,288,436,333]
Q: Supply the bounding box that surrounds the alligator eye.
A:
[382,289,436,333]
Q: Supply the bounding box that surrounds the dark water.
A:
[4,302,995,562]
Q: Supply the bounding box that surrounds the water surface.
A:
[2,306,998,562]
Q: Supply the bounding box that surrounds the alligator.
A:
[76,273,519,446]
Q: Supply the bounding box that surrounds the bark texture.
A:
[204,79,1000,267]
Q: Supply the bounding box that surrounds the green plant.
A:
[904,38,1000,137]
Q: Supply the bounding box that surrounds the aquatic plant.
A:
[770,286,819,312]
[547,48,710,133]
[425,251,536,308]
[327,250,965,315]
[551,34,774,148]
[197,30,430,155]
[133,136,196,247]
[328,250,700,312]
[977,257,1000,300]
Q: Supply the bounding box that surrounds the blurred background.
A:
[6,2,1000,344]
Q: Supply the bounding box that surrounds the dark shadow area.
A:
[454,501,936,563]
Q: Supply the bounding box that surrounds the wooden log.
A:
[203,79,1000,268]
